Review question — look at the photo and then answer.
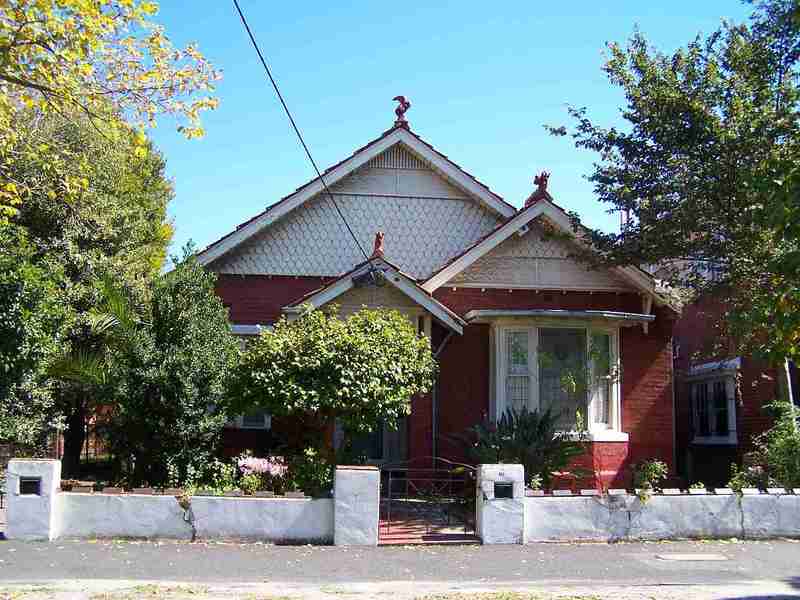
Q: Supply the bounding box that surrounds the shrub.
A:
[228,307,436,447]
[631,459,668,491]
[728,462,773,493]
[457,407,587,489]
[631,459,668,501]
[239,474,261,496]
[286,448,334,497]
[236,453,289,494]
[191,458,237,494]
[748,401,800,490]
[102,255,240,487]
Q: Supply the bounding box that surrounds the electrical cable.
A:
[231,0,372,265]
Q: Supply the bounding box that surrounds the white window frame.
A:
[495,323,625,442]
[689,374,737,445]
[228,411,272,430]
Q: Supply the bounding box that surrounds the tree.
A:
[229,306,438,454]
[0,225,64,454]
[548,0,800,363]
[101,254,240,487]
[0,109,173,474]
[1,0,221,220]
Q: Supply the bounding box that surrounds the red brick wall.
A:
[434,288,643,317]
[672,296,778,486]
[568,441,629,490]
[429,289,676,484]
[214,274,328,324]
[212,276,677,487]
[434,323,492,463]
[619,306,676,471]
[408,392,434,461]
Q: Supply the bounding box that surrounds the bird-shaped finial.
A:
[393,96,411,127]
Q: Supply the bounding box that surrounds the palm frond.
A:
[48,348,108,386]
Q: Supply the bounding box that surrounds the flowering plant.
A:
[237,455,288,478]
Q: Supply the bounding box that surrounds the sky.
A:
[148,1,753,257]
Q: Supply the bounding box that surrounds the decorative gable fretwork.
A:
[210,146,502,279]
[448,221,631,291]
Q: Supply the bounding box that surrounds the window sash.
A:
[496,325,620,432]
[691,376,736,442]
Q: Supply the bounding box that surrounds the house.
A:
[672,294,800,487]
[196,105,678,489]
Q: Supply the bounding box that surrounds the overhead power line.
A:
[231,0,372,264]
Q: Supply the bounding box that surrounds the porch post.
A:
[476,463,525,544]
[333,465,380,546]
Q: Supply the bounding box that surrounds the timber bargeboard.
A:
[447,220,632,292]
[207,143,503,279]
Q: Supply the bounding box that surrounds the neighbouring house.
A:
[196,106,679,489]
[672,293,800,487]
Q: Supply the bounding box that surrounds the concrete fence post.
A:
[333,465,380,546]
[6,459,62,541]
[476,463,525,544]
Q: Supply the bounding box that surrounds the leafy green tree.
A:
[549,0,800,363]
[0,109,173,474]
[229,306,437,454]
[101,254,239,487]
[1,0,221,221]
[0,225,64,453]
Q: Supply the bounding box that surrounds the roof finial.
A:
[524,171,551,208]
[371,231,385,258]
[534,171,550,193]
[392,96,411,128]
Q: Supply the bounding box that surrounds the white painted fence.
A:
[7,459,800,545]
[6,459,335,542]
[524,491,800,542]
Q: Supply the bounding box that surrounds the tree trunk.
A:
[61,399,86,478]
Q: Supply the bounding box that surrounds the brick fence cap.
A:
[102,487,123,494]
[607,488,627,496]
[740,488,761,495]
[766,487,787,495]
[579,489,599,496]
[131,487,153,495]
[714,488,734,495]
[688,488,708,494]
[662,488,683,495]
[552,489,573,496]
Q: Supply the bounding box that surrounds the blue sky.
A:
[149,1,752,257]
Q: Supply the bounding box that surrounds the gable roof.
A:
[283,257,466,334]
[421,196,675,310]
[196,124,516,267]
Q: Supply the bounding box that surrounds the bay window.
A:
[495,324,622,439]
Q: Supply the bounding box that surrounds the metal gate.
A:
[379,457,478,545]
